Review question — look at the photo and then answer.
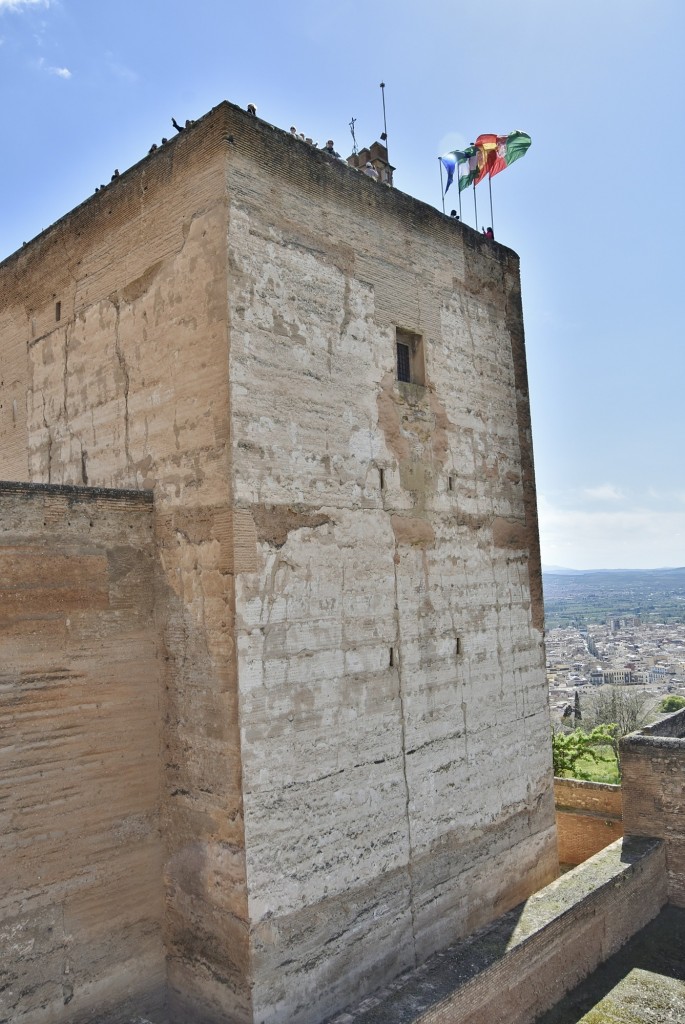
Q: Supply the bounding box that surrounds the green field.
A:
[574,750,620,785]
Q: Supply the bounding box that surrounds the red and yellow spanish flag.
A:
[474,134,499,184]
[474,131,531,184]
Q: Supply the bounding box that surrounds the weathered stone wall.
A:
[0,111,250,1024]
[0,101,557,1024]
[223,107,556,1022]
[554,778,623,866]
[328,836,667,1024]
[622,708,685,908]
[0,482,164,1024]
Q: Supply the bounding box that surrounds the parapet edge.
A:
[0,99,521,273]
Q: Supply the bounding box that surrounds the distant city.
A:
[543,568,685,720]
[542,567,685,629]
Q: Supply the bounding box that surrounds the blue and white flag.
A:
[440,148,469,192]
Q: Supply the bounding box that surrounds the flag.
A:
[474,134,499,184]
[478,131,532,180]
[440,148,472,193]
[457,145,479,192]
[440,151,457,193]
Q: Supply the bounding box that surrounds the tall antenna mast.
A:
[349,116,358,156]
[379,81,389,162]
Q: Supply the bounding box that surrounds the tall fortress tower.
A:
[0,101,557,1024]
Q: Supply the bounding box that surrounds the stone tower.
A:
[0,101,557,1024]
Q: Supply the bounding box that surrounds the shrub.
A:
[660,695,685,713]
[552,725,618,780]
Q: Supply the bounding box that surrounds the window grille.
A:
[396,341,411,382]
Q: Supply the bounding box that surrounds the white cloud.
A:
[583,483,624,501]
[34,55,71,77]
[537,495,685,571]
[0,0,51,11]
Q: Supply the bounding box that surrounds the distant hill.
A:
[542,567,685,628]
[542,565,684,575]
[542,565,587,575]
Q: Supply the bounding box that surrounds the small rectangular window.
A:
[55,301,61,322]
[379,467,386,490]
[448,475,455,492]
[395,328,425,386]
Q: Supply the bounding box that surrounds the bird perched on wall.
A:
[172,117,184,133]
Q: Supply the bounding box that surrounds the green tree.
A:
[581,686,654,772]
[551,725,618,780]
[583,685,652,736]
[660,695,685,713]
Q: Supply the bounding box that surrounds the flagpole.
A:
[488,174,494,233]
[438,159,445,214]
[457,161,462,221]
[473,183,478,231]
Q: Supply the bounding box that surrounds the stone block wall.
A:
[554,778,622,866]
[0,111,250,1024]
[621,708,685,908]
[0,482,164,1024]
[224,104,556,1023]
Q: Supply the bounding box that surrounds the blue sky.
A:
[1,0,683,570]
